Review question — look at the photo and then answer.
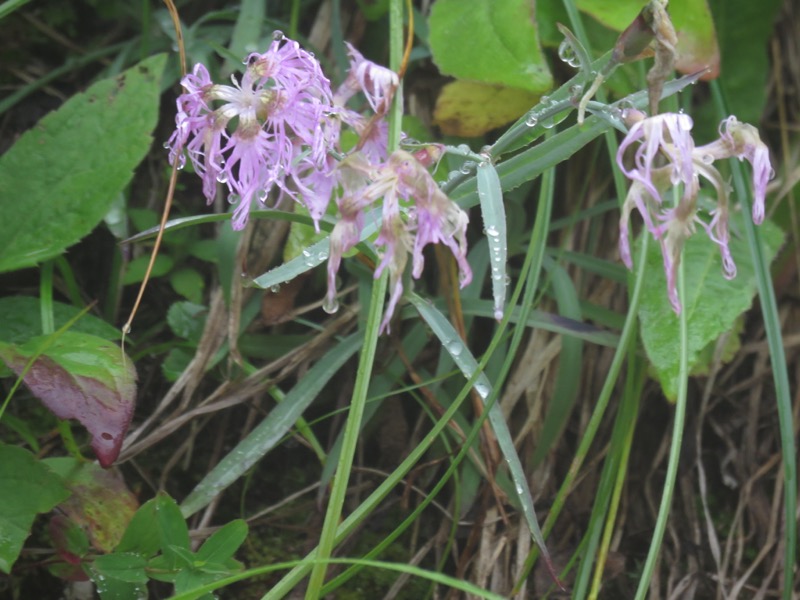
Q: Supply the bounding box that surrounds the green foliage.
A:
[429,0,552,92]
[0,54,166,273]
[89,493,247,599]
[638,219,784,400]
[0,444,70,573]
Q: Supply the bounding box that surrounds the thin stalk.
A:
[710,81,796,599]
[633,189,689,599]
[303,2,403,596]
[588,351,644,598]
[513,233,651,592]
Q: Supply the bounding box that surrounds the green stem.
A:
[303,4,403,596]
[634,194,689,599]
[710,81,796,599]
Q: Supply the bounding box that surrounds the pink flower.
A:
[167,34,336,230]
[325,150,470,332]
[334,43,399,115]
[616,111,772,313]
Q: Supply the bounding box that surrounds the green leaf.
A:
[195,520,248,564]
[0,332,136,467]
[0,296,121,344]
[166,302,207,341]
[638,219,784,400]
[122,254,175,285]
[428,0,552,92]
[476,160,507,321]
[115,497,161,557]
[155,493,190,557]
[707,0,781,123]
[92,552,149,583]
[0,443,70,573]
[0,54,166,273]
[43,458,138,553]
[170,267,205,304]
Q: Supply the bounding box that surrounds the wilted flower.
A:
[326,150,471,332]
[616,110,772,312]
[334,43,399,115]
[166,33,336,230]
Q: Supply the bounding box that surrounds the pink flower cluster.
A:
[616,110,772,312]
[167,34,471,331]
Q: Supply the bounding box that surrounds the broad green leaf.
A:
[92,552,149,584]
[433,80,538,137]
[574,0,719,77]
[707,0,781,123]
[638,219,784,400]
[428,0,552,93]
[0,332,136,467]
[93,572,148,600]
[0,296,121,344]
[155,493,190,556]
[0,444,70,573]
[43,458,138,553]
[0,54,166,273]
[115,497,161,557]
[195,520,248,564]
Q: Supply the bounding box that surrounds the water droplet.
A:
[558,39,579,68]
[475,381,490,399]
[486,225,499,237]
[570,83,584,97]
[322,297,339,314]
[540,95,550,104]
[258,188,269,202]
[302,249,312,257]
[494,308,504,321]
[525,113,539,127]
[460,161,475,175]
[701,154,714,165]
[446,339,464,356]
[272,30,285,41]
[227,193,240,204]
[317,250,329,260]
[458,143,471,155]
[216,172,228,183]
[270,284,281,293]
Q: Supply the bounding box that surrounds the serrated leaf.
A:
[0,54,166,273]
[433,81,538,137]
[638,219,784,400]
[44,458,138,553]
[428,0,552,93]
[0,332,136,467]
[0,444,70,574]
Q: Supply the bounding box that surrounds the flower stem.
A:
[634,188,690,599]
[303,3,403,597]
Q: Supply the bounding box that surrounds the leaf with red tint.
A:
[45,458,139,553]
[0,332,136,467]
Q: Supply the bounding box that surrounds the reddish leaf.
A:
[0,332,136,466]
[45,459,139,554]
